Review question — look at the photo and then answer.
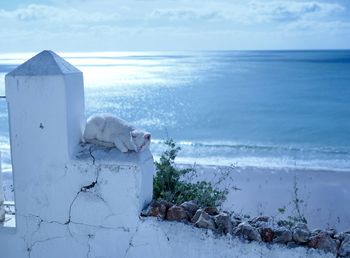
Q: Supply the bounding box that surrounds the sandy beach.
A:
[179,163,350,232]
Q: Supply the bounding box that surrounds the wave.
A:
[0,138,349,173]
[151,139,350,172]
[151,139,350,155]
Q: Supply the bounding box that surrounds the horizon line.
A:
[0,48,350,56]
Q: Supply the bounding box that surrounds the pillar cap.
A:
[6,50,81,77]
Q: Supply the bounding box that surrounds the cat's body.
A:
[83,114,151,153]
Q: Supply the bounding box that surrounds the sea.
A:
[0,50,350,172]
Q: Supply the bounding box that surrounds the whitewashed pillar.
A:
[5,50,85,224]
[0,51,154,258]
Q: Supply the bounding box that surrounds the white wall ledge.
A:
[75,143,154,167]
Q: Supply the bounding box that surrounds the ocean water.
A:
[0,51,350,172]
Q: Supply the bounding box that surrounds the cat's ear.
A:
[144,133,151,140]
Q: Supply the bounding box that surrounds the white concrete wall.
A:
[0,146,332,258]
[0,152,5,222]
[0,145,155,258]
[128,219,334,258]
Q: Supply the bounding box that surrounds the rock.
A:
[194,211,216,230]
[293,229,310,243]
[180,201,199,219]
[259,227,274,243]
[339,234,350,257]
[334,232,346,241]
[166,205,188,221]
[254,221,270,229]
[232,214,243,222]
[230,214,242,227]
[325,228,337,238]
[141,200,170,219]
[231,218,241,228]
[204,207,219,216]
[234,222,262,242]
[214,213,232,235]
[251,216,271,230]
[251,216,269,224]
[191,209,203,224]
[311,229,323,236]
[293,223,310,243]
[308,233,338,255]
[273,227,293,244]
[295,223,309,231]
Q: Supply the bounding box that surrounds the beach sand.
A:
[179,163,350,232]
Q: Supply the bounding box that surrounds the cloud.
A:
[286,19,350,32]
[150,8,224,21]
[0,0,349,51]
[0,4,119,23]
[149,1,346,26]
[247,1,345,23]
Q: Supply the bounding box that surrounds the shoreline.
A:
[152,153,350,173]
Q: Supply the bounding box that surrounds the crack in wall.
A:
[86,233,94,258]
[66,148,101,225]
[22,213,130,233]
[19,213,132,258]
[12,143,147,258]
[89,146,96,165]
[19,214,66,258]
[123,221,143,258]
[27,236,65,258]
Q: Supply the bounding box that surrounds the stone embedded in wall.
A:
[251,216,269,224]
[166,205,188,221]
[180,201,199,219]
[194,211,216,230]
[308,232,338,255]
[259,227,275,243]
[141,200,171,219]
[214,213,232,235]
[191,209,203,224]
[273,227,293,244]
[203,207,219,216]
[293,223,311,244]
[339,234,350,257]
[233,221,262,242]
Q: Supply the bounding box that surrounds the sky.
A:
[0,0,350,52]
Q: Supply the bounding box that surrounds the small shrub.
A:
[277,175,308,227]
[153,139,227,208]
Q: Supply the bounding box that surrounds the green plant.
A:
[153,139,227,208]
[291,174,307,224]
[277,206,286,214]
[277,175,308,227]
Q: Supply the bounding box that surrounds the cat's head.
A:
[130,130,151,152]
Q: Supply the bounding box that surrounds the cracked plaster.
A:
[0,144,154,258]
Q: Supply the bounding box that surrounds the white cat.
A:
[83,114,151,153]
